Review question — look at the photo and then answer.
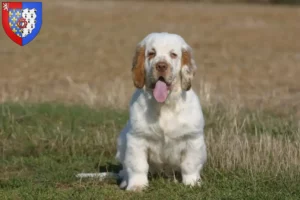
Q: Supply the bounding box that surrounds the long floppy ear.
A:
[132,44,146,89]
[181,45,197,91]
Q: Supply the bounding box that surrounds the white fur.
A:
[76,172,119,180]
[116,33,207,191]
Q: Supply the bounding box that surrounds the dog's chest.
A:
[148,107,185,138]
[145,108,188,167]
[147,132,185,168]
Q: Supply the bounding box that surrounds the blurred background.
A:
[1,0,300,116]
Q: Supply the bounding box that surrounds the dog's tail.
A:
[75,172,120,180]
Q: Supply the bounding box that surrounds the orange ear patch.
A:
[180,48,195,91]
[181,49,191,67]
[132,46,145,89]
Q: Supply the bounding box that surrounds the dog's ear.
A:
[181,45,196,91]
[132,44,146,89]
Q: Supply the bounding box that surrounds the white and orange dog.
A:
[115,32,207,191]
[77,32,207,191]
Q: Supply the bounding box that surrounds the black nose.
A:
[156,62,168,72]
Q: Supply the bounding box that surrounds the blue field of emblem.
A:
[9,9,23,37]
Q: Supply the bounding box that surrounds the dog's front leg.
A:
[180,136,207,187]
[124,134,149,191]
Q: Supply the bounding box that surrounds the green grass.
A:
[0,103,299,199]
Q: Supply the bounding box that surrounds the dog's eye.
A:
[170,52,177,59]
[148,52,156,58]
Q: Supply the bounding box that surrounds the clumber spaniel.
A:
[115,32,207,191]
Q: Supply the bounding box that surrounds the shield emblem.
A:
[2,2,42,46]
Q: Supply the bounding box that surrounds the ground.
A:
[0,0,299,199]
[0,103,299,199]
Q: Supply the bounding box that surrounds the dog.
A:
[115,32,207,191]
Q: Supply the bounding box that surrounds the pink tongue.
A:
[153,80,168,103]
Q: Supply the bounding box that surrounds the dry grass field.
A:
[1,0,300,113]
[1,0,300,199]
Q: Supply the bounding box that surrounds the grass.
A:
[0,103,299,199]
[1,1,300,114]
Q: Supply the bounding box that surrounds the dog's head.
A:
[131,32,197,103]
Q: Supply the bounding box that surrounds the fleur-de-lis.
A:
[16,11,21,17]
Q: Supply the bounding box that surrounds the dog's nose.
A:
[156,62,168,72]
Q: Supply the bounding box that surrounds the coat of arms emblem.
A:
[2,2,42,46]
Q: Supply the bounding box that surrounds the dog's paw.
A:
[126,174,148,191]
[126,184,147,192]
[182,174,202,187]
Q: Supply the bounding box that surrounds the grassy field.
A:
[1,0,300,199]
[0,103,299,199]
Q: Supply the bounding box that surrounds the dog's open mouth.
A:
[152,77,171,103]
